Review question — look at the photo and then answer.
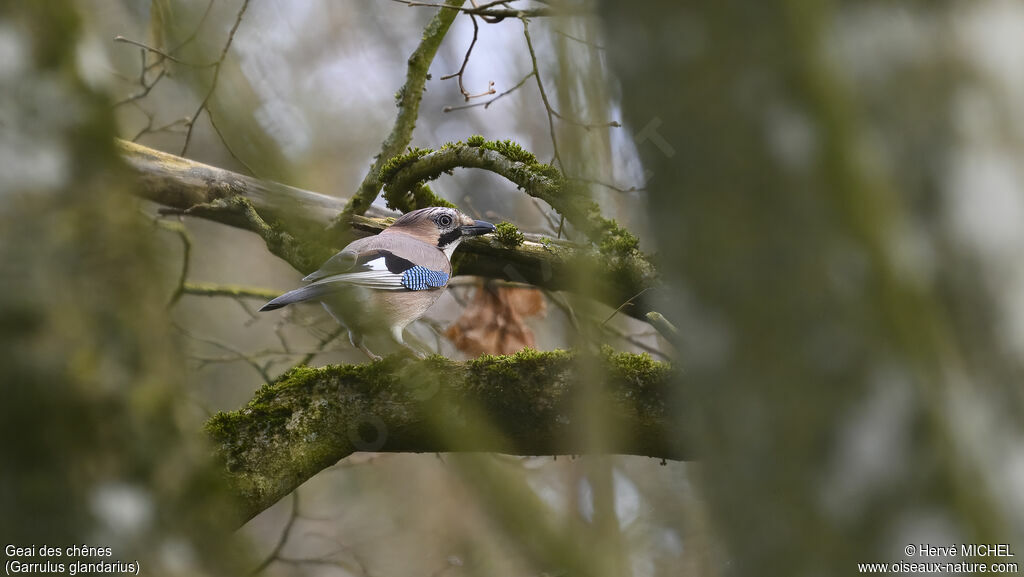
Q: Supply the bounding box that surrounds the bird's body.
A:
[260,207,495,357]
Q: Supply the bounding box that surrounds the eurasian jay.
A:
[259,206,495,358]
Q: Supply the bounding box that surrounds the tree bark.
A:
[206,349,684,524]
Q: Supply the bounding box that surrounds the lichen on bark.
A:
[205,348,683,523]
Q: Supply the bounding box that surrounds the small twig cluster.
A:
[440,11,496,101]
[112,0,253,171]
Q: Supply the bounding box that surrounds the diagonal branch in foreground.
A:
[340,0,467,221]
[205,348,685,524]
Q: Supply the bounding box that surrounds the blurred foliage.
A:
[602,0,1024,574]
[0,2,246,575]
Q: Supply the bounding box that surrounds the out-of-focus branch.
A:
[440,13,495,101]
[181,0,251,156]
[120,139,346,230]
[521,17,563,169]
[339,0,467,221]
[181,282,280,301]
[645,312,680,348]
[443,70,534,113]
[206,349,684,524]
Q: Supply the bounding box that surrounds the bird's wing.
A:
[299,250,415,292]
[301,233,451,282]
[260,234,453,311]
[310,253,449,291]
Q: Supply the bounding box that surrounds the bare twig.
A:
[440,14,495,101]
[443,70,534,112]
[601,288,652,327]
[156,219,192,307]
[158,191,328,281]
[250,491,299,575]
[113,52,166,107]
[113,35,196,66]
[169,0,216,53]
[296,325,348,367]
[208,109,257,175]
[131,115,190,143]
[181,0,252,156]
[521,17,562,169]
[568,176,645,194]
[339,0,466,220]
[529,196,563,235]
[550,109,621,130]
[554,28,605,50]
[521,19,619,133]
[600,323,670,361]
[175,323,274,382]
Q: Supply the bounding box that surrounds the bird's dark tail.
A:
[259,284,336,312]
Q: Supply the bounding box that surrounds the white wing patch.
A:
[361,256,391,272]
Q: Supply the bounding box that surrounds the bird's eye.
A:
[438,214,453,227]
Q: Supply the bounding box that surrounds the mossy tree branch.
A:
[379,139,646,255]
[338,0,467,223]
[120,139,661,319]
[379,139,661,314]
[206,349,684,524]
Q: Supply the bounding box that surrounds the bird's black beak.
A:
[459,219,496,236]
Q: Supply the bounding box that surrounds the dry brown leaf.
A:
[446,282,547,356]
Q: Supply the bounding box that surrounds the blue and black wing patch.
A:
[401,266,449,290]
[262,249,447,311]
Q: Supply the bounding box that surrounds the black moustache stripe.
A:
[438,228,461,248]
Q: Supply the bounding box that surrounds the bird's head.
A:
[386,207,496,257]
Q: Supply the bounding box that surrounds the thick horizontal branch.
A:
[206,349,684,523]
[120,139,348,230]
[120,140,660,319]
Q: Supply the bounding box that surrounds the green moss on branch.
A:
[378,139,641,253]
[376,138,660,310]
[493,221,525,247]
[181,196,333,274]
[206,348,684,524]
